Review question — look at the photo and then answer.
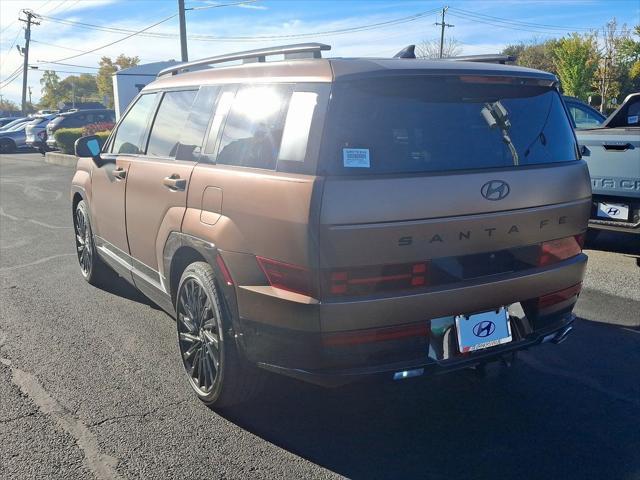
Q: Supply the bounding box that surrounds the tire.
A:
[73,200,109,285]
[0,139,16,154]
[176,261,264,408]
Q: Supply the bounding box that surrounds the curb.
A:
[45,151,78,168]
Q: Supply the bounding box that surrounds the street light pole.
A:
[178,0,188,62]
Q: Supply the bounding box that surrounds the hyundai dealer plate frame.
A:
[455,307,512,353]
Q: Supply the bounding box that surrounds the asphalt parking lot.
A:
[1,152,639,480]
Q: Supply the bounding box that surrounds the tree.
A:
[96,54,140,108]
[503,38,558,74]
[416,37,462,59]
[39,70,63,109]
[614,24,640,102]
[0,98,20,113]
[57,74,99,106]
[552,33,599,100]
[593,19,633,112]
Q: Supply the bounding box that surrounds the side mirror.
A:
[75,135,102,161]
[580,144,590,157]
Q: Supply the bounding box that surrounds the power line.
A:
[32,0,55,14]
[45,13,179,64]
[54,0,82,16]
[0,67,23,89]
[447,10,605,36]
[0,21,18,36]
[31,39,102,54]
[29,67,155,77]
[37,7,441,43]
[36,60,99,69]
[42,0,70,16]
[0,27,23,69]
[449,7,597,32]
[186,0,260,10]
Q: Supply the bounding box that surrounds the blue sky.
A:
[1,0,638,104]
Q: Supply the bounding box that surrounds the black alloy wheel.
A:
[175,262,265,407]
[177,275,222,397]
[75,203,93,278]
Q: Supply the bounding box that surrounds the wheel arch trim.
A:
[163,232,244,343]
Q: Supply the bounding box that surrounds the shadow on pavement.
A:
[585,230,640,259]
[220,321,640,480]
[95,268,161,311]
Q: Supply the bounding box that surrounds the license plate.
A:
[455,307,512,353]
[596,202,629,220]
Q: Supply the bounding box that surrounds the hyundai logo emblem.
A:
[607,207,619,215]
[473,321,496,338]
[481,180,510,201]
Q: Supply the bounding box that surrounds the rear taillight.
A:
[322,322,429,347]
[326,262,428,297]
[256,256,314,297]
[538,235,583,267]
[537,283,582,309]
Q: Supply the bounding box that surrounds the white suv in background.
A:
[25,114,57,148]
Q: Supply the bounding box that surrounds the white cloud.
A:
[236,3,268,10]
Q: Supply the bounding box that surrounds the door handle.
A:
[113,167,127,179]
[163,175,187,191]
[602,142,632,151]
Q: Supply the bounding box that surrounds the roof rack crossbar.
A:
[158,42,331,77]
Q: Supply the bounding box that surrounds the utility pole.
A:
[28,86,32,106]
[435,6,454,59]
[178,0,188,62]
[18,10,40,114]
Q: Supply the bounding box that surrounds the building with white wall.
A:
[112,60,180,119]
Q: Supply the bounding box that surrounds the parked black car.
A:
[46,109,115,150]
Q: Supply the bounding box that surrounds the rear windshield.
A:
[321,76,577,175]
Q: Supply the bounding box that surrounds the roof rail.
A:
[157,42,331,77]
[442,54,517,65]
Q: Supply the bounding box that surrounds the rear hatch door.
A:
[317,75,591,295]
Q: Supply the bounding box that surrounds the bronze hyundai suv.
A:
[71,43,590,407]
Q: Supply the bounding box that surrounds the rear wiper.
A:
[481,101,519,166]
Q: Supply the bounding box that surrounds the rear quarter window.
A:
[321,76,578,175]
[217,84,293,170]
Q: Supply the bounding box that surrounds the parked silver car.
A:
[0,122,29,153]
[0,117,29,132]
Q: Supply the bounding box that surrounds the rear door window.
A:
[110,93,158,155]
[175,86,219,162]
[217,84,292,170]
[146,90,197,158]
[67,113,87,127]
[321,77,578,175]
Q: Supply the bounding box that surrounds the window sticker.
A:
[343,148,370,168]
[627,115,638,125]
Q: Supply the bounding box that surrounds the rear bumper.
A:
[237,255,587,387]
[256,311,576,387]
